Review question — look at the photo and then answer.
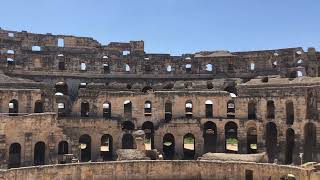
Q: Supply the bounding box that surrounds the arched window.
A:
[8,143,21,168]
[227,100,235,119]
[103,102,111,118]
[272,61,278,68]
[103,64,110,73]
[34,100,44,113]
[285,128,295,164]
[206,64,213,72]
[166,65,172,72]
[185,64,192,73]
[163,133,175,160]
[80,102,89,117]
[248,101,257,119]
[183,133,195,159]
[165,101,172,122]
[34,141,45,165]
[267,100,275,119]
[57,103,66,117]
[144,101,152,116]
[142,121,155,150]
[286,101,294,125]
[9,99,18,116]
[124,100,132,119]
[185,101,193,118]
[247,127,257,154]
[205,100,213,118]
[250,63,255,71]
[225,121,238,153]
[101,134,113,161]
[203,121,217,153]
[79,134,91,162]
[125,64,130,72]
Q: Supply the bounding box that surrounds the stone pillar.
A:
[0,134,7,169]
[24,133,33,166]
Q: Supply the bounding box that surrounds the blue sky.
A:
[1,0,319,55]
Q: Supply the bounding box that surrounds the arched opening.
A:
[250,62,255,71]
[303,123,316,162]
[225,122,238,153]
[286,101,294,125]
[203,121,217,153]
[124,100,132,119]
[103,64,110,73]
[144,101,152,116]
[122,134,134,149]
[79,134,91,162]
[8,143,21,168]
[297,71,303,77]
[122,121,135,131]
[185,101,193,118]
[103,102,111,118]
[101,134,113,161]
[183,133,195,159]
[163,133,175,160]
[248,101,257,119]
[227,100,235,119]
[58,141,68,164]
[266,122,278,162]
[34,100,44,113]
[206,64,213,72]
[185,64,192,73]
[80,62,86,71]
[267,100,275,119]
[9,99,18,116]
[205,100,213,118]
[285,128,295,164]
[125,64,130,72]
[142,121,154,150]
[166,65,172,72]
[80,102,89,117]
[247,127,257,154]
[34,141,45,165]
[165,101,172,122]
[57,103,66,117]
[55,82,68,95]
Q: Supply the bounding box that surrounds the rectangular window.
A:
[58,38,64,47]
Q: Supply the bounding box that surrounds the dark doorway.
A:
[79,134,91,162]
[205,100,213,118]
[34,141,45,165]
[247,127,258,154]
[81,102,89,117]
[203,121,217,153]
[101,134,113,161]
[304,123,316,162]
[266,122,277,162]
[286,101,294,125]
[225,122,238,153]
[163,133,175,160]
[165,101,172,122]
[248,101,256,119]
[9,99,18,116]
[34,100,44,113]
[142,121,154,149]
[267,100,275,119]
[122,134,134,149]
[285,128,295,164]
[8,143,21,168]
[124,100,132,119]
[183,133,195,159]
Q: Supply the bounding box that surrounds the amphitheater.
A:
[0,28,319,180]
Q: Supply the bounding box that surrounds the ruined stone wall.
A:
[0,161,318,180]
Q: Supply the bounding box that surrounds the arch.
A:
[142,121,155,150]
[227,100,235,119]
[101,134,113,161]
[80,102,89,117]
[34,100,44,113]
[125,64,130,72]
[163,133,175,160]
[286,101,294,125]
[122,134,134,149]
[267,100,275,119]
[205,100,213,118]
[183,133,195,159]
[79,134,91,162]
[166,65,172,72]
[58,141,68,155]
[124,100,132,119]
[206,64,213,72]
[266,122,277,162]
[303,123,316,162]
[103,102,111,118]
[203,121,217,153]
[103,64,110,73]
[8,143,21,168]
[9,99,18,116]
[144,101,152,116]
[185,64,192,73]
[285,128,295,164]
[185,101,193,118]
[247,127,257,154]
[55,82,68,95]
[122,121,135,131]
[34,141,45,165]
[248,101,257,119]
[165,101,172,122]
[225,121,238,153]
